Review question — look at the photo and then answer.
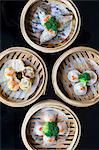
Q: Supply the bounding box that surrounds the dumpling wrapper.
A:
[43,135,55,146]
[84,70,97,86]
[37,7,50,26]
[19,77,32,91]
[40,29,56,44]
[57,122,67,136]
[74,82,87,96]
[12,59,24,72]
[68,70,81,83]
[56,15,73,31]
[43,109,57,122]
[33,122,44,136]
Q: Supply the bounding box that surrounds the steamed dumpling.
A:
[56,15,72,31]
[19,78,32,91]
[12,59,24,72]
[84,70,97,86]
[68,70,81,82]
[23,66,35,79]
[40,29,56,44]
[74,82,87,96]
[37,7,49,26]
[7,79,19,91]
[43,135,55,146]
[44,110,57,122]
[57,122,67,135]
[34,122,43,136]
[4,67,15,79]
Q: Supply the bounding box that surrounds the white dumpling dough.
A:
[56,15,72,31]
[40,29,56,44]
[12,59,24,72]
[44,110,57,122]
[34,122,43,136]
[43,135,55,146]
[84,70,97,86]
[57,122,67,135]
[74,82,87,96]
[19,78,31,91]
[68,70,81,82]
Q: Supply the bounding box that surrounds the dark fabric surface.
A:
[0,0,99,149]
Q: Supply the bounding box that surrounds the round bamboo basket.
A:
[52,46,99,107]
[20,0,81,53]
[21,100,81,150]
[0,47,48,107]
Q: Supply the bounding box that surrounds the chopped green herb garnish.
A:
[42,122,59,137]
[78,72,90,84]
[44,16,58,32]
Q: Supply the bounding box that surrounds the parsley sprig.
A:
[44,16,58,32]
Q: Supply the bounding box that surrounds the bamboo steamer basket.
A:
[20,0,81,53]
[0,47,48,107]
[52,46,99,107]
[21,100,81,150]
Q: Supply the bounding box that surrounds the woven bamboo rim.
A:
[0,47,48,107]
[21,100,81,150]
[20,0,81,53]
[52,46,99,107]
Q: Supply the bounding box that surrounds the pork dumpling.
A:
[57,122,67,135]
[68,70,81,82]
[23,66,35,79]
[12,59,24,72]
[74,82,87,96]
[19,78,32,91]
[43,135,55,146]
[7,79,19,91]
[4,67,15,79]
[40,29,56,44]
[34,122,43,136]
[84,70,97,86]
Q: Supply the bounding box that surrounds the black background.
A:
[0,0,99,149]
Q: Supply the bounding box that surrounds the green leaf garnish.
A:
[78,72,90,84]
[44,16,58,32]
[42,122,59,137]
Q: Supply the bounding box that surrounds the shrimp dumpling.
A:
[57,122,67,135]
[12,59,24,72]
[84,70,97,86]
[74,82,87,96]
[34,122,43,136]
[4,67,15,79]
[43,135,55,146]
[68,70,81,82]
